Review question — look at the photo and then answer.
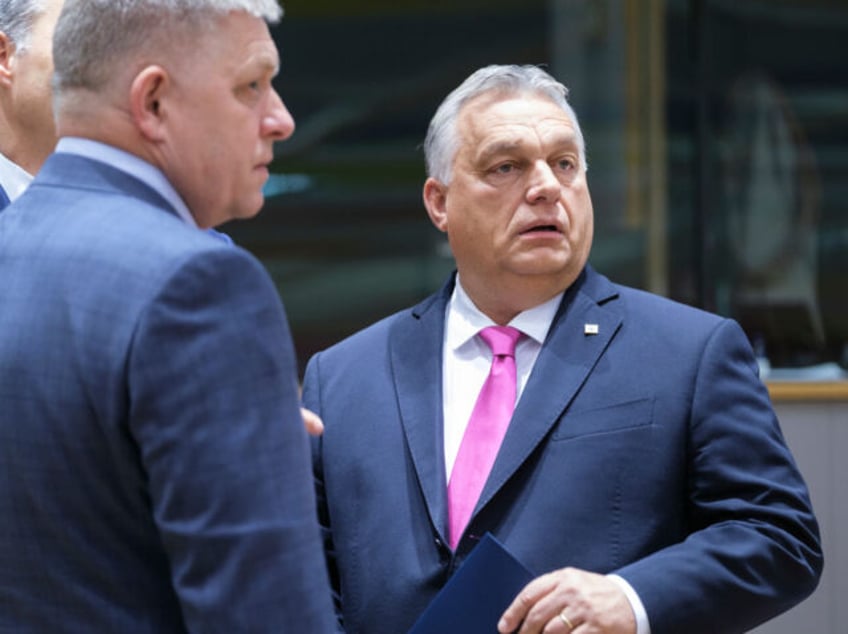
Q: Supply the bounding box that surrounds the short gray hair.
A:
[423,64,587,184]
[0,0,46,53]
[54,0,282,94]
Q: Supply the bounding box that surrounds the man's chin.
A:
[231,197,266,222]
[511,251,574,275]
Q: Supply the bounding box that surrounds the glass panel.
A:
[220,0,848,379]
[669,0,848,375]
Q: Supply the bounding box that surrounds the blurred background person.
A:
[0,0,62,208]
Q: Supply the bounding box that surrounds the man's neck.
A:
[0,130,45,176]
[458,274,573,326]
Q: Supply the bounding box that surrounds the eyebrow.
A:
[476,133,579,164]
[260,56,280,76]
[244,50,280,77]
[476,141,524,165]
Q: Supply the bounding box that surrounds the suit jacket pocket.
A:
[551,397,654,441]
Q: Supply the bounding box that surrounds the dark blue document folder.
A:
[408,533,534,633]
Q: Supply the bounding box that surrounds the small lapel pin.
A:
[584,323,599,335]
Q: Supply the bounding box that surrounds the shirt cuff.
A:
[607,574,651,634]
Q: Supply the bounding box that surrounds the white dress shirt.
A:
[442,277,561,478]
[441,275,651,634]
[0,152,34,203]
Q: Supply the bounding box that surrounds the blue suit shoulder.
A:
[576,265,734,341]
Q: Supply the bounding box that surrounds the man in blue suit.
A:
[0,0,63,209]
[302,65,823,634]
[0,0,336,631]
[0,0,250,249]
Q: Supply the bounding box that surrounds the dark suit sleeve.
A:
[127,246,336,632]
[615,319,823,634]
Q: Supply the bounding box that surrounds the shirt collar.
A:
[446,275,563,352]
[54,137,197,228]
[0,152,34,202]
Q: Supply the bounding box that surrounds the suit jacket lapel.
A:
[477,268,623,513]
[390,277,455,542]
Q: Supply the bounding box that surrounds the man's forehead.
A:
[463,110,579,157]
[212,17,279,72]
[462,93,574,130]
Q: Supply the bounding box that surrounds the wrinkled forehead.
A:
[457,92,579,151]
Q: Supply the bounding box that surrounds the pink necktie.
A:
[448,325,522,549]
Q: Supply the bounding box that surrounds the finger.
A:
[550,610,578,634]
[524,589,578,634]
[301,407,324,436]
[516,583,579,634]
[498,573,558,633]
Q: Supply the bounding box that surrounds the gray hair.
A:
[423,64,587,184]
[53,0,282,95]
[0,0,46,53]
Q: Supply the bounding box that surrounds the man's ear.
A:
[423,177,449,233]
[0,33,15,88]
[129,65,169,141]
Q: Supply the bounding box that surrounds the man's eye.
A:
[495,163,514,174]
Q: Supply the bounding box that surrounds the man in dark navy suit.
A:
[303,65,823,634]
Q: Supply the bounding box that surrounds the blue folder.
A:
[408,533,535,633]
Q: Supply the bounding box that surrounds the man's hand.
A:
[301,407,324,436]
[498,567,636,634]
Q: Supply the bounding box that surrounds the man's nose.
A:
[525,161,560,203]
[263,89,295,142]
